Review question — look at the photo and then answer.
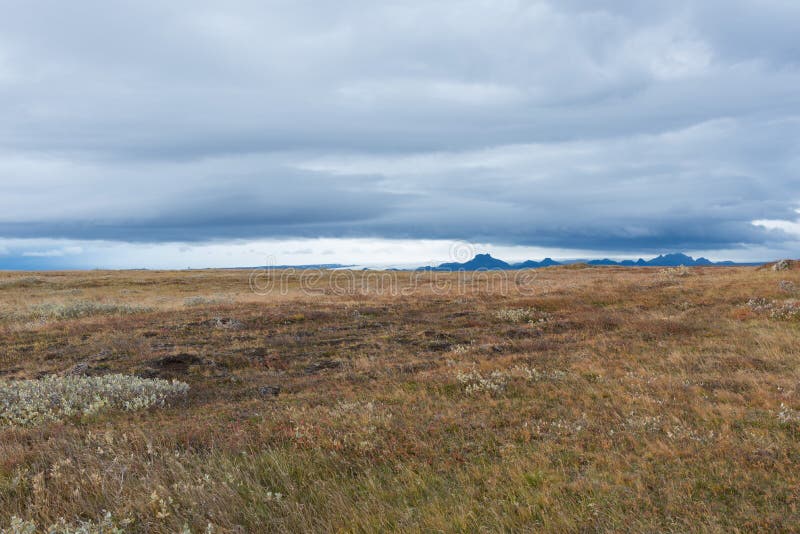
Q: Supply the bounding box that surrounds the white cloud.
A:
[753,209,800,237]
[338,79,523,107]
[21,246,83,258]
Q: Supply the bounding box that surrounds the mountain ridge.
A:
[419,252,763,271]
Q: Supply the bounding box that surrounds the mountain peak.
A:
[647,253,696,266]
[427,253,511,271]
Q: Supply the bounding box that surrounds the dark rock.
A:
[258,385,281,397]
[137,368,160,379]
[427,341,453,352]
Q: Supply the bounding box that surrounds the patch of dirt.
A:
[152,353,203,370]
[427,340,453,351]
[304,359,343,374]
[65,362,110,376]
[396,361,437,375]
[139,353,207,378]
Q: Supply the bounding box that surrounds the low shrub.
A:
[494,307,548,324]
[2,512,127,534]
[26,301,153,321]
[456,368,509,395]
[658,266,691,279]
[0,374,189,427]
[0,277,46,289]
[184,296,231,307]
[747,298,800,320]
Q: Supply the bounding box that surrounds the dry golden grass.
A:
[1,265,799,532]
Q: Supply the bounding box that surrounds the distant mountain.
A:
[645,253,699,266]
[513,257,561,269]
[420,252,762,271]
[638,253,743,266]
[420,253,511,271]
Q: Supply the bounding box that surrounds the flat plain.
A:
[1,265,799,532]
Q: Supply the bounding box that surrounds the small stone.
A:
[258,385,281,397]
[69,362,89,376]
[213,317,244,330]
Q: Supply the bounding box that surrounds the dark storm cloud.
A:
[0,0,799,252]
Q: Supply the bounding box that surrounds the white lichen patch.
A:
[456,364,571,396]
[658,266,692,279]
[2,512,130,534]
[0,374,189,427]
[747,298,800,320]
[0,301,154,325]
[456,368,509,395]
[30,301,154,320]
[494,307,549,324]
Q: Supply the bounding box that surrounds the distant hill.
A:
[420,252,763,271]
[419,253,511,271]
[643,253,712,266]
[514,258,561,269]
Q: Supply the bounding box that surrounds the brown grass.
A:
[0,266,799,532]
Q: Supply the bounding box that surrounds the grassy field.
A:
[1,265,799,532]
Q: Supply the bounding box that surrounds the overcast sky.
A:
[1,0,799,269]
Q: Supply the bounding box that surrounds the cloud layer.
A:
[1,0,799,263]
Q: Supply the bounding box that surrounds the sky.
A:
[1,0,799,269]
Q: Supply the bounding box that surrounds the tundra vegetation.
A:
[0,265,799,532]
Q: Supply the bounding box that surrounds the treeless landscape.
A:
[1,265,799,532]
